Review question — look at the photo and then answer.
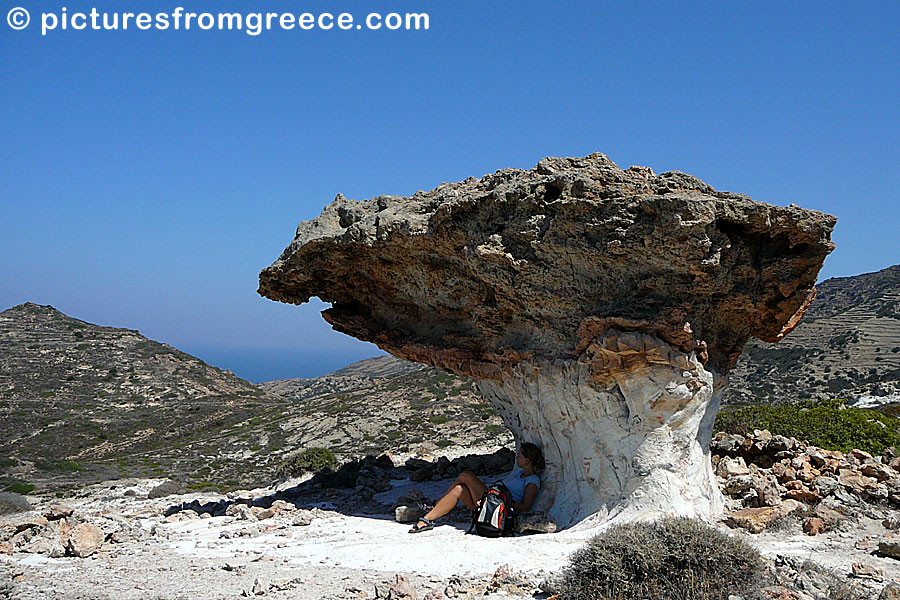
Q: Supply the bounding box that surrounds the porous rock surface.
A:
[259,153,836,527]
[259,153,834,376]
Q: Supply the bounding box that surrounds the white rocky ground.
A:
[3,471,900,600]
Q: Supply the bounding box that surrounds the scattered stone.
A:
[718,457,752,478]
[724,507,781,533]
[884,516,900,530]
[784,487,821,504]
[148,481,182,499]
[863,463,897,482]
[66,522,105,557]
[516,511,557,534]
[42,505,74,521]
[292,511,314,527]
[443,576,473,599]
[850,562,883,581]
[387,574,417,600]
[166,509,199,522]
[225,504,257,521]
[878,537,900,560]
[394,505,426,524]
[851,449,874,461]
[757,585,805,599]
[486,565,532,595]
[251,577,269,595]
[880,583,900,600]
[723,475,755,495]
[812,504,844,531]
[803,518,825,536]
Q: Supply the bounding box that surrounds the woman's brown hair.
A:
[520,442,545,474]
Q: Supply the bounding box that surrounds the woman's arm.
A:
[512,483,538,513]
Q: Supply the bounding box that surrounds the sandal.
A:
[408,518,435,533]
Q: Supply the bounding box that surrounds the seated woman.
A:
[408,442,545,533]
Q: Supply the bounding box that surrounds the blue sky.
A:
[2,1,898,381]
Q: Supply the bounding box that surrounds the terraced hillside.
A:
[0,303,292,493]
[725,264,900,405]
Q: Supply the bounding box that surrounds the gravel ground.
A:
[3,476,900,600]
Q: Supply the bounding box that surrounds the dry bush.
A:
[0,492,32,516]
[557,517,765,600]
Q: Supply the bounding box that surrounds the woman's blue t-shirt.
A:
[500,465,540,503]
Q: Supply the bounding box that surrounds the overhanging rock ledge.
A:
[259,152,836,528]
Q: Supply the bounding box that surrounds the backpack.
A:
[468,482,517,537]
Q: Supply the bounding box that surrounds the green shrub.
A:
[1,478,35,495]
[429,414,449,425]
[280,448,337,476]
[557,517,764,600]
[36,460,84,472]
[715,399,900,454]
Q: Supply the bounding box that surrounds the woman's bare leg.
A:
[420,471,488,522]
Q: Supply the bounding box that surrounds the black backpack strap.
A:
[467,489,488,535]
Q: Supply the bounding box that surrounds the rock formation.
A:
[259,153,836,527]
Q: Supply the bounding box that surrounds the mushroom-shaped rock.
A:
[259,153,835,528]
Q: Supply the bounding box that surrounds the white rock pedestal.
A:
[477,329,725,529]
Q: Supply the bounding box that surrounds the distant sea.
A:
[179,345,385,383]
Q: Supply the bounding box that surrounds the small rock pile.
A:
[712,430,900,537]
[0,503,145,557]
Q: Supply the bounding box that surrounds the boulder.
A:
[850,562,883,582]
[723,506,782,534]
[515,511,557,534]
[66,523,105,557]
[148,481,182,499]
[718,457,752,479]
[394,505,427,524]
[851,449,874,461]
[878,536,900,560]
[839,470,876,495]
[225,504,257,521]
[260,153,834,527]
[723,475,755,496]
[863,463,896,482]
[802,517,825,536]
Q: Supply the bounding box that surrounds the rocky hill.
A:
[725,264,900,406]
[0,304,509,496]
[4,260,898,497]
[0,303,293,493]
[259,357,511,460]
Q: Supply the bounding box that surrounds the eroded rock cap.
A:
[259,153,835,376]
